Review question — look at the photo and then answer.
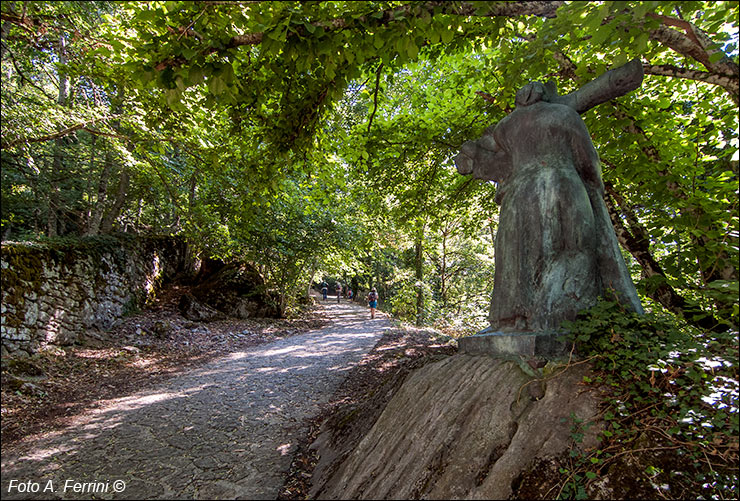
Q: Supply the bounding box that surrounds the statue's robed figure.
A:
[456,60,644,333]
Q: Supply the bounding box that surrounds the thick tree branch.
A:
[155,1,564,71]
[572,10,739,100]
[646,12,703,47]
[643,63,739,101]
[81,127,129,141]
[603,181,724,331]
[647,12,738,78]
[2,116,122,150]
[554,30,737,102]
[2,42,56,100]
[0,12,41,38]
[649,24,713,70]
[367,63,383,134]
[644,14,739,102]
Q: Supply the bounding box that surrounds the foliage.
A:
[556,412,596,500]
[561,299,739,499]
[385,276,432,322]
[2,1,738,496]
[235,176,364,316]
[1,2,736,316]
[1,0,736,332]
[324,48,500,327]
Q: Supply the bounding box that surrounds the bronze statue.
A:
[456,59,644,333]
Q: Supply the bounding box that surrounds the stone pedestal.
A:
[458,330,570,358]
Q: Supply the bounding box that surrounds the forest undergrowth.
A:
[555,299,739,500]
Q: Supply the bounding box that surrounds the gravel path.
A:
[1,301,389,500]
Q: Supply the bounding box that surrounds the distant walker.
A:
[367,288,378,319]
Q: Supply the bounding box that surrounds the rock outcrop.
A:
[189,262,279,319]
[177,293,228,322]
[311,354,601,500]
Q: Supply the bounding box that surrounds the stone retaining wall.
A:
[1,235,196,357]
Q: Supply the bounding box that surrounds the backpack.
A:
[368,291,377,301]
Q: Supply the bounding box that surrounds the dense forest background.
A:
[1,1,737,331]
[1,2,738,496]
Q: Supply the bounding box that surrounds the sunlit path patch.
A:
[1,302,390,500]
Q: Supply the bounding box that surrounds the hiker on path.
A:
[321,283,328,301]
[367,288,378,319]
[336,283,342,303]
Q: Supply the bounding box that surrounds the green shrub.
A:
[560,299,738,499]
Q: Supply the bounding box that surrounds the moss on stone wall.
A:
[1,244,45,332]
[1,235,195,356]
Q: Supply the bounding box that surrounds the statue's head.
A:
[515,81,559,107]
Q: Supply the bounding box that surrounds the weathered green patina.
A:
[456,60,644,351]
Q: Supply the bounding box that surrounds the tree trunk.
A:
[95,84,128,234]
[440,223,453,306]
[46,168,59,237]
[602,114,738,286]
[306,259,318,299]
[86,147,111,236]
[604,184,724,331]
[415,226,424,327]
[99,168,129,233]
[47,34,70,237]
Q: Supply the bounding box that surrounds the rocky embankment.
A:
[308,354,603,499]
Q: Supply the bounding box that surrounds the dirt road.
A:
[1,302,389,500]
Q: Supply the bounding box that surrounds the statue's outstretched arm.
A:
[552,59,644,113]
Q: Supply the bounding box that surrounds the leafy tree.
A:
[236,175,365,316]
[2,1,737,332]
[1,2,737,497]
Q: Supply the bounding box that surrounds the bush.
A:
[385,280,436,324]
[561,299,738,499]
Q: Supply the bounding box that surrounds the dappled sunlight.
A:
[226,351,250,361]
[10,395,170,468]
[19,443,76,463]
[98,390,184,409]
[89,390,188,417]
[2,304,389,498]
[255,365,311,375]
[326,365,354,373]
[376,341,409,352]
[260,346,302,357]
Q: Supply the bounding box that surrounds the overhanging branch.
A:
[154,1,564,71]
[643,63,739,101]
[2,115,122,150]
[367,63,383,134]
